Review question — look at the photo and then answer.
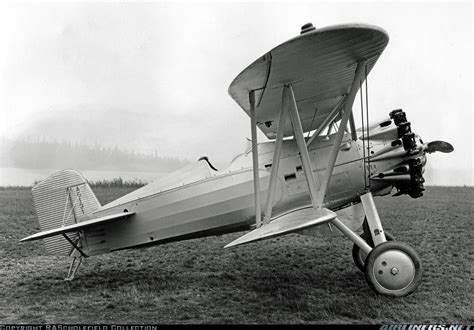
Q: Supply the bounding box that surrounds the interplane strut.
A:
[249,60,379,254]
[262,92,289,225]
[249,90,262,228]
[285,84,322,210]
[316,60,367,207]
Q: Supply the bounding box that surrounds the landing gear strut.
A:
[341,192,423,296]
[352,229,395,271]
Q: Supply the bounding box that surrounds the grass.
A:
[0,186,473,324]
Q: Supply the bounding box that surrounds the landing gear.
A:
[335,192,423,297]
[352,231,395,271]
[364,241,422,297]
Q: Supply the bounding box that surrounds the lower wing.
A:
[225,207,336,248]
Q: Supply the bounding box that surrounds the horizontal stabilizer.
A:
[225,207,336,248]
[21,211,135,242]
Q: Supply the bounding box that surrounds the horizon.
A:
[2,134,472,186]
[1,169,472,188]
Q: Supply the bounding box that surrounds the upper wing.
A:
[20,211,134,242]
[228,24,389,139]
[224,207,337,248]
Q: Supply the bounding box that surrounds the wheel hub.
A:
[373,250,415,290]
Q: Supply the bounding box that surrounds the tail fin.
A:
[32,170,101,255]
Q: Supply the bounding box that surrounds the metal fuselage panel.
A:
[83,134,373,256]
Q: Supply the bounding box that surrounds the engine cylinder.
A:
[387,110,426,198]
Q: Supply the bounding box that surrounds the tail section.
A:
[32,170,101,255]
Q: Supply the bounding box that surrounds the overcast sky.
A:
[0,1,472,185]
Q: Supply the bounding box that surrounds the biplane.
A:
[21,23,453,297]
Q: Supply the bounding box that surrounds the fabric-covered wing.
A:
[228,24,389,139]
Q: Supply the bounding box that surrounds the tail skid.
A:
[65,256,84,281]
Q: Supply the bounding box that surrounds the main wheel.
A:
[352,231,395,271]
[364,241,422,297]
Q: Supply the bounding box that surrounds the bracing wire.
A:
[365,64,371,188]
[360,79,367,189]
[307,107,318,139]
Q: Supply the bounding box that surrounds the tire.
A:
[364,241,422,297]
[352,231,395,271]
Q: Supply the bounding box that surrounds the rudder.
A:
[32,170,101,255]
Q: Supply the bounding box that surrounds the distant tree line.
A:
[1,137,189,172]
[88,177,148,188]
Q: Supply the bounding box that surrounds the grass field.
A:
[0,186,473,324]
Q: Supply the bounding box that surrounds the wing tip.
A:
[224,207,337,248]
[224,239,246,249]
[20,235,36,243]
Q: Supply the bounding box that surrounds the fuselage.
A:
[81,119,426,256]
